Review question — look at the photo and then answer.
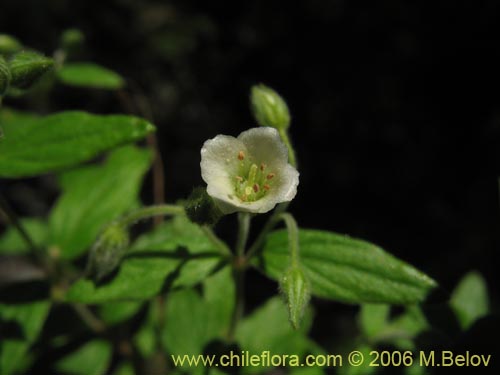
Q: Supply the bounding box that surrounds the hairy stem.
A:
[120,204,185,227]
[201,226,232,257]
[277,212,300,266]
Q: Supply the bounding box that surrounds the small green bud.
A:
[250,84,291,130]
[185,187,223,226]
[8,51,54,90]
[0,34,22,55]
[0,55,11,96]
[86,222,130,281]
[60,28,85,52]
[280,266,311,329]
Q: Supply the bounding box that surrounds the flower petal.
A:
[237,127,288,168]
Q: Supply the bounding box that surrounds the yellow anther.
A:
[245,186,253,196]
[235,176,243,182]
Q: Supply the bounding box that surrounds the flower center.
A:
[233,150,275,202]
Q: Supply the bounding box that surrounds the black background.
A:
[1,0,500,358]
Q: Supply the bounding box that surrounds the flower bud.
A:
[8,51,54,90]
[86,222,129,281]
[280,266,311,329]
[0,55,11,96]
[0,34,22,55]
[250,84,291,130]
[60,28,85,53]
[185,187,223,226]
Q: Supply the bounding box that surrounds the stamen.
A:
[238,151,245,161]
[248,164,258,185]
[235,176,243,182]
[253,184,260,192]
[260,163,266,171]
[266,173,275,180]
[263,184,270,191]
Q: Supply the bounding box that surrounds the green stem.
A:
[235,212,251,257]
[0,194,43,263]
[72,304,106,333]
[120,204,185,227]
[277,212,300,266]
[228,212,251,341]
[201,226,232,257]
[279,129,297,168]
[245,202,288,260]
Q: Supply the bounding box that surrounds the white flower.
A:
[200,127,299,214]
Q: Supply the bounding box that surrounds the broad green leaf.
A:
[163,267,234,361]
[48,146,151,259]
[113,362,135,375]
[338,345,377,375]
[0,301,50,375]
[0,110,154,178]
[359,304,390,338]
[56,340,112,375]
[235,297,314,374]
[387,306,428,350]
[0,218,47,254]
[99,301,143,325]
[66,216,223,303]
[259,229,437,304]
[450,271,489,330]
[57,63,125,90]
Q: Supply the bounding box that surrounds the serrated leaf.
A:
[450,271,489,330]
[57,63,125,90]
[0,110,155,178]
[65,216,223,303]
[0,301,50,375]
[49,146,152,259]
[259,229,437,305]
[163,267,234,360]
[8,51,53,90]
[56,340,112,375]
[0,218,47,254]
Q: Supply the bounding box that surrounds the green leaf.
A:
[0,301,50,375]
[359,304,390,338]
[49,146,152,259]
[66,216,223,303]
[450,271,489,330]
[99,301,143,325]
[163,267,234,359]
[0,110,155,178]
[57,63,125,90]
[259,229,437,305]
[0,218,47,254]
[56,340,112,375]
[235,297,314,374]
[8,51,53,90]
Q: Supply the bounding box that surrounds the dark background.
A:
[2,0,500,353]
